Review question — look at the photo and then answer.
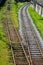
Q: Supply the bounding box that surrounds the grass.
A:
[0,5,14,65]
[28,7,43,39]
[10,0,25,29]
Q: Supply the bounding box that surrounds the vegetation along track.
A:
[19,4,43,65]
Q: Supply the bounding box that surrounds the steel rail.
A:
[19,4,43,65]
[4,16,30,65]
[20,5,33,65]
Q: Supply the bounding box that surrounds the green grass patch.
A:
[0,22,13,65]
[0,5,14,65]
[10,1,25,29]
[28,7,43,39]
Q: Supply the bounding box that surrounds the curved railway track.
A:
[19,4,43,65]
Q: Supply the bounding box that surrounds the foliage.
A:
[28,7,43,39]
[10,1,24,29]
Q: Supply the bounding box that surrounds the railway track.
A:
[19,4,43,65]
[3,14,32,65]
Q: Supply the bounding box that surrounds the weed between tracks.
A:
[10,2,24,29]
[28,7,43,39]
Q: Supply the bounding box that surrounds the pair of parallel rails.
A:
[3,17,32,65]
[20,5,43,65]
